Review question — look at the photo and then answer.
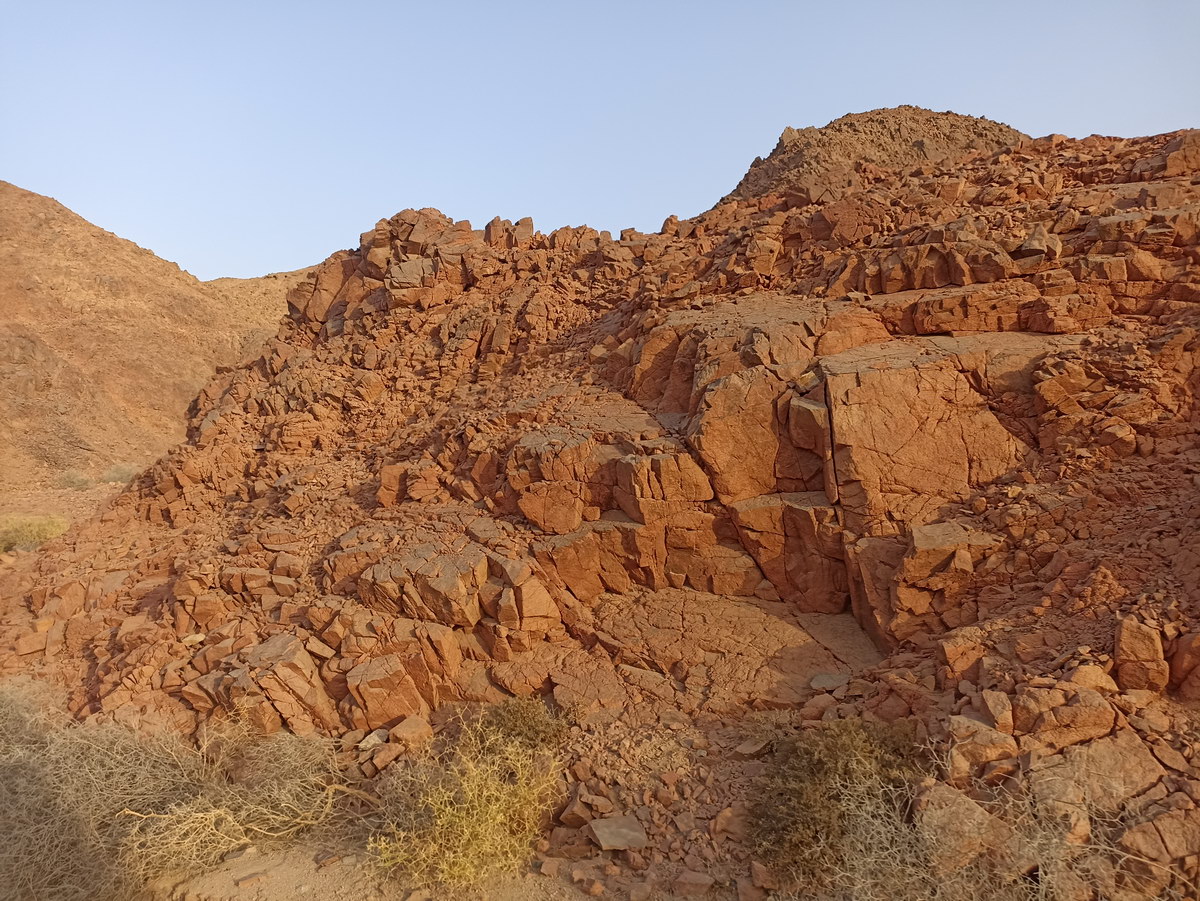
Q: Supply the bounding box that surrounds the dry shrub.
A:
[754,717,1191,901]
[369,698,565,889]
[0,680,341,901]
[54,469,91,491]
[751,718,925,890]
[803,780,1191,901]
[100,462,140,484]
[478,694,570,749]
[0,514,68,552]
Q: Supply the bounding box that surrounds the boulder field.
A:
[4,108,1200,896]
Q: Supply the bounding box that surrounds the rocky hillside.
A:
[0,181,308,497]
[5,110,1200,897]
[724,105,1027,204]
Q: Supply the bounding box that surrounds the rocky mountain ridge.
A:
[724,105,1028,204]
[4,107,1200,898]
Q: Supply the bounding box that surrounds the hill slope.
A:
[6,113,1200,897]
[0,181,308,498]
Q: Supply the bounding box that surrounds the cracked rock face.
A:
[5,108,1200,896]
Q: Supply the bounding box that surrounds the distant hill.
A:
[0,180,309,496]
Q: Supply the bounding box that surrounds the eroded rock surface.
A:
[5,109,1200,897]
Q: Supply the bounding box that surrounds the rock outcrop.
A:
[724,105,1027,204]
[5,110,1200,896]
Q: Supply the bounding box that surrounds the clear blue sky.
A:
[3,1,1198,280]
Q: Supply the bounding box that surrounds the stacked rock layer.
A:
[5,108,1200,894]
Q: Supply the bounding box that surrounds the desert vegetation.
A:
[751,718,1190,901]
[0,685,567,900]
[1,681,1194,900]
[368,698,566,888]
[0,514,67,552]
[100,462,141,484]
[751,718,926,890]
[53,469,92,491]
[0,680,342,901]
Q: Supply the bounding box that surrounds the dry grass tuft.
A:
[369,698,565,889]
[54,469,92,491]
[0,514,68,552]
[0,680,341,901]
[751,718,925,890]
[753,717,1192,901]
[100,462,140,484]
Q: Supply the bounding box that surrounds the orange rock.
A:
[1115,617,1169,692]
[344,655,429,731]
[7,119,1200,889]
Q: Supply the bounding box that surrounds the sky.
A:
[2,1,1198,280]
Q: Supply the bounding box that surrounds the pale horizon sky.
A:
[3,0,1198,280]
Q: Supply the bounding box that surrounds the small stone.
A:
[1151,742,1190,773]
[313,849,342,868]
[587,814,649,850]
[388,715,434,747]
[372,742,405,770]
[731,737,771,759]
[14,632,47,655]
[673,869,715,896]
[1114,617,1168,692]
[810,672,850,691]
[710,805,749,845]
[222,845,257,862]
[1064,664,1118,693]
[750,860,778,890]
[356,728,388,751]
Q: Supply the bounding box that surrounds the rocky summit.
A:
[4,106,1200,897]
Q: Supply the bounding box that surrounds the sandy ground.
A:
[158,847,596,901]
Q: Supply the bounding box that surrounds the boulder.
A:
[1115,617,1168,692]
[344,655,429,730]
[913,781,1023,875]
[729,492,847,612]
[822,346,1026,536]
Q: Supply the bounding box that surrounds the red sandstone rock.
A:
[1115,617,1169,692]
[5,108,1200,897]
